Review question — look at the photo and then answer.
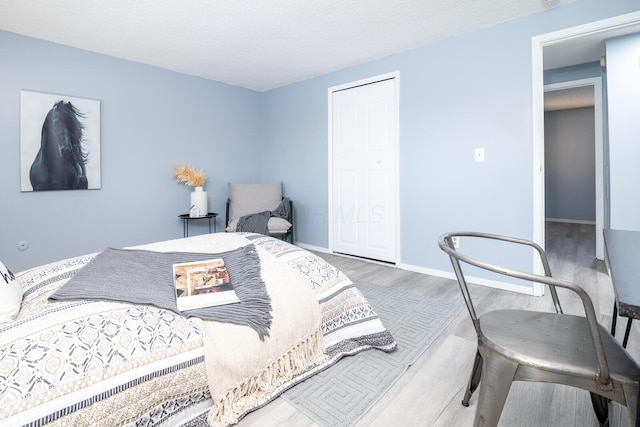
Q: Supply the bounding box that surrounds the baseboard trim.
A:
[297,242,536,296]
[398,263,536,296]
[546,218,596,225]
[295,242,330,254]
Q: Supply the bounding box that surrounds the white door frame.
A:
[544,77,604,260]
[532,11,640,286]
[328,71,401,264]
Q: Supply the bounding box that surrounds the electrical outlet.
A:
[451,236,460,248]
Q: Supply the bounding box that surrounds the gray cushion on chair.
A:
[228,182,283,223]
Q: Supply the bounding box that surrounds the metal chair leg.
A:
[612,302,633,349]
[589,392,610,426]
[623,317,633,348]
[462,350,482,407]
[473,352,518,427]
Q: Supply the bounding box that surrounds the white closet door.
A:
[331,77,398,263]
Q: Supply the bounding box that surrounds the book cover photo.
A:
[173,258,240,311]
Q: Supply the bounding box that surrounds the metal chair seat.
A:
[481,310,640,390]
[439,231,640,427]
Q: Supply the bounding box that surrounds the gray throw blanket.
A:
[49,244,273,339]
[236,197,291,235]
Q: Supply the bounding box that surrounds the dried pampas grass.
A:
[173,165,207,187]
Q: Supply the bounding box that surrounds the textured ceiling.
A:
[0,0,574,91]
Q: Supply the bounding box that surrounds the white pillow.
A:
[226,217,293,233]
[0,260,22,323]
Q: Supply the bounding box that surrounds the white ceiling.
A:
[544,86,595,111]
[0,0,576,92]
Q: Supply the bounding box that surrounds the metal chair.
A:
[438,231,640,427]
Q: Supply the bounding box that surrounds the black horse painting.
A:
[29,101,89,191]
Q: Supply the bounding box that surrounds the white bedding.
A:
[0,233,395,426]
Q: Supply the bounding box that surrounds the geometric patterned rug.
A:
[281,281,463,427]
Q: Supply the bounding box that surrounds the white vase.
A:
[189,186,208,217]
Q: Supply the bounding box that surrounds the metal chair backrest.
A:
[438,231,610,386]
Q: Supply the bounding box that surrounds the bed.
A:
[0,232,396,426]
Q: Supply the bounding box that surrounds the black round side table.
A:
[178,212,218,237]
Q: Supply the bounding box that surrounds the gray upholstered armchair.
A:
[225,182,293,243]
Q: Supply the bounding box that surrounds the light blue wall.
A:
[262,0,639,277]
[544,108,596,222]
[2,0,638,279]
[607,32,640,230]
[0,31,263,271]
[544,61,605,85]
[544,61,610,226]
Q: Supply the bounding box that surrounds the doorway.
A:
[531,11,640,282]
[544,78,603,260]
[328,72,399,264]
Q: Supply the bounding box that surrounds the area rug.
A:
[281,280,463,427]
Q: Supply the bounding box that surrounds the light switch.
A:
[475,148,485,162]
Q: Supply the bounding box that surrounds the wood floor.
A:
[239,222,638,426]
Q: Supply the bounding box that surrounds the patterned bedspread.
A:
[0,233,395,426]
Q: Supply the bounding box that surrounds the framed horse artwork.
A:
[20,90,101,191]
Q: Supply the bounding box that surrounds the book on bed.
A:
[173,258,240,310]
